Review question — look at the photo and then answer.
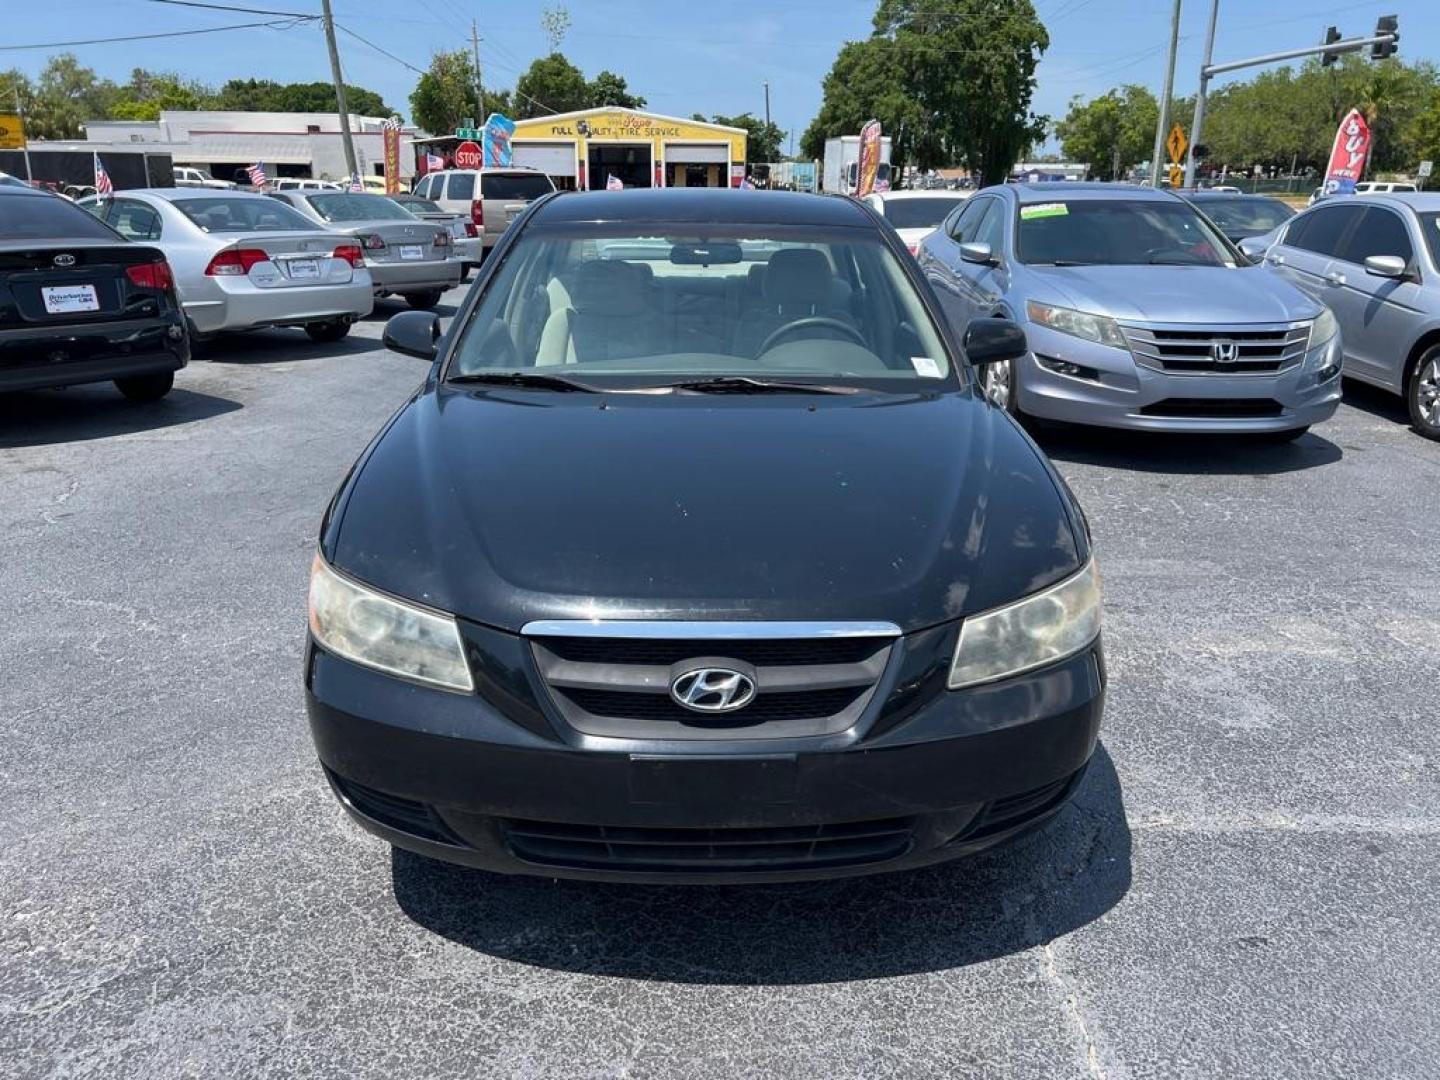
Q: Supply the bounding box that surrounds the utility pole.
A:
[763,81,771,129]
[320,0,360,181]
[1149,0,1182,187]
[472,20,485,117]
[1183,0,1219,188]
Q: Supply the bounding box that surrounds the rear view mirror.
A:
[964,317,1027,367]
[1364,255,1407,279]
[383,311,441,359]
[670,242,743,265]
[959,241,995,265]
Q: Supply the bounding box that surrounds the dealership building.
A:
[418,108,747,190]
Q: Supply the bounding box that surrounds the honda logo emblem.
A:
[669,667,757,713]
[1211,340,1239,364]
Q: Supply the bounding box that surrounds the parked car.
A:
[388,192,483,275]
[0,171,31,189]
[1355,181,1418,195]
[305,188,1104,884]
[0,185,187,400]
[1184,191,1295,245]
[413,167,555,259]
[863,189,971,255]
[917,183,1342,440]
[79,189,374,344]
[1259,193,1440,440]
[359,176,389,194]
[267,190,459,309]
[173,166,234,190]
[272,178,342,192]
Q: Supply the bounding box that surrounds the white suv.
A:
[1355,182,1418,195]
[412,168,555,257]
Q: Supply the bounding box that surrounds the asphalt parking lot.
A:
[3,286,1438,1079]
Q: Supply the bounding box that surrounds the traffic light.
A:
[1321,26,1341,67]
[1371,15,1398,60]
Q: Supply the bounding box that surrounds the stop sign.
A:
[454,140,482,170]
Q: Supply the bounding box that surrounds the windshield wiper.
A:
[664,375,856,395]
[1033,259,1090,266]
[447,371,600,392]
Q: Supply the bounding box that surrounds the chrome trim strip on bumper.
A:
[521,619,903,639]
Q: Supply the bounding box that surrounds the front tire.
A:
[405,290,443,311]
[1407,346,1440,441]
[114,371,174,402]
[305,320,351,343]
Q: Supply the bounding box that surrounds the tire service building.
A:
[510,108,747,191]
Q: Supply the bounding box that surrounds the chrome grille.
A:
[523,620,899,741]
[1122,322,1310,375]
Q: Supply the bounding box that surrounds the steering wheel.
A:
[757,317,867,356]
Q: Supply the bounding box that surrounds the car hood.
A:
[328,388,1083,634]
[1028,264,1320,323]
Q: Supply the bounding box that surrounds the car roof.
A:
[1006,182,1183,204]
[0,185,58,199]
[532,188,873,227]
[1185,190,1285,201]
[118,188,272,203]
[867,190,968,200]
[1361,192,1440,210]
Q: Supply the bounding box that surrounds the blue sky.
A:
[4,0,1435,150]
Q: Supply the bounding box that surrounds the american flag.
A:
[425,153,444,173]
[93,152,113,198]
[245,162,268,190]
[348,173,364,193]
[605,173,623,191]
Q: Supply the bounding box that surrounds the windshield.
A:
[306,193,413,222]
[176,196,316,232]
[884,198,966,230]
[1018,198,1238,267]
[448,223,953,387]
[482,173,554,200]
[1195,197,1294,235]
[4,194,118,239]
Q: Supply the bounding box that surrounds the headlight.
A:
[948,559,1102,689]
[1026,301,1129,350]
[308,554,474,692]
[1308,307,1338,350]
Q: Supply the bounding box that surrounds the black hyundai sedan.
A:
[0,186,188,400]
[306,188,1104,883]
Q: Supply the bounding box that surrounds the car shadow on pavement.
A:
[201,330,380,365]
[365,301,462,321]
[1030,422,1342,475]
[1336,377,1411,428]
[0,386,241,449]
[390,744,1131,985]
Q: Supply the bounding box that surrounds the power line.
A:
[146,0,316,16]
[0,18,306,52]
[336,23,427,75]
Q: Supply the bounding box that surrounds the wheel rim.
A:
[986,359,1011,408]
[1419,358,1440,427]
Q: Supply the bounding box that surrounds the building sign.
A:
[0,113,25,150]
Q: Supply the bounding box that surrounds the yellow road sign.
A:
[1166,123,1187,165]
[1168,165,1184,188]
[0,113,26,151]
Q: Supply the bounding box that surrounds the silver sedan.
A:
[267,191,461,310]
[79,189,374,343]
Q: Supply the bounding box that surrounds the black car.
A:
[0,186,188,401]
[1184,191,1296,244]
[305,188,1104,883]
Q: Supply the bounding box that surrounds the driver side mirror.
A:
[1364,254,1408,280]
[960,241,996,265]
[383,311,441,359]
[964,317,1027,367]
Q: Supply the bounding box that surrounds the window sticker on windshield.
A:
[911,357,942,378]
[1020,203,1068,220]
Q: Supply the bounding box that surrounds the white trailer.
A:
[822,135,893,194]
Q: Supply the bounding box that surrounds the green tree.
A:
[707,113,784,164]
[803,0,1049,185]
[409,51,509,133]
[514,52,590,118]
[1054,85,1158,178]
[217,78,390,118]
[588,70,645,109]
[19,54,117,139]
[110,69,215,121]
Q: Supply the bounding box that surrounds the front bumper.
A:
[0,315,188,392]
[305,622,1105,884]
[367,258,462,294]
[1016,322,1342,432]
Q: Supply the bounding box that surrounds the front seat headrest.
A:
[762,248,831,308]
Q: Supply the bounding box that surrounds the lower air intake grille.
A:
[504,817,916,873]
[1140,397,1284,418]
[328,771,464,847]
[564,685,864,724]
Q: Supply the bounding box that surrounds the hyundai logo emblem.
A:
[1211,339,1239,364]
[53,253,76,268]
[669,667,757,713]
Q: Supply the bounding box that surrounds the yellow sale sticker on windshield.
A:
[1020,203,1068,220]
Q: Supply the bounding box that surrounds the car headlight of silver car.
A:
[1026,301,1129,350]
[1308,307,1339,351]
[308,554,474,692]
[948,558,1102,689]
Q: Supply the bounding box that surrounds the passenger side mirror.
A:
[963,317,1027,367]
[383,311,441,359]
[1364,255,1408,280]
[959,241,995,265]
